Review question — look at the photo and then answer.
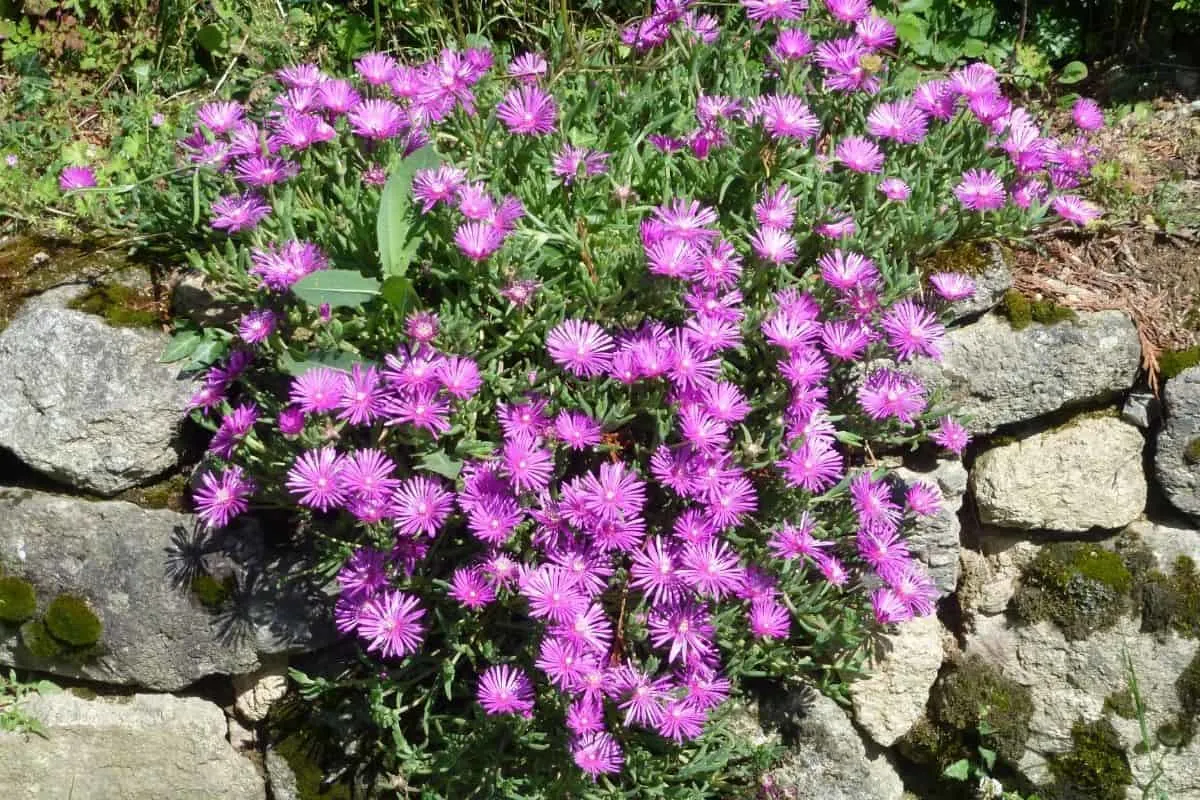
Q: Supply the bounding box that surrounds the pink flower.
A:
[357,589,426,658]
[1051,194,1102,225]
[835,136,885,173]
[1072,97,1105,131]
[954,169,1006,211]
[496,85,557,134]
[547,319,615,378]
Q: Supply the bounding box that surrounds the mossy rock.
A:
[999,289,1077,331]
[1011,542,1132,640]
[44,595,103,647]
[1102,688,1136,720]
[19,619,63,659]
[273,733,353,800]
[0,575,37,623]
[1185,437,1200,467]
[191,573,235,610]
[1136,555,1200,639]
[1179,650,1200,718]
[114,471,191,511]
[1159,346,1200,380]
[66,283,160,328]
[918,240,994,277]
[1046,718,1132,800]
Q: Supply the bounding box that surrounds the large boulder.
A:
[894,459,968,596]
[0,692,264,799]
[851,613,946,747]
[913,310,1141,434]
[972,416,1146,532]
[0,286,196,495]
[0,489,330,691]
[1156,365,1200,518]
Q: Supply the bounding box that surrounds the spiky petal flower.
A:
[508,52,548,82]
[881,299,945,360]
[1072,97,1105,132]
[858,369,927,424]
[290,367,345,414]
[449,567,496,610]
[755,95,820,141]
[286,447,346,511]
[454,221,504,261]
[210,193,272,233]
[547,320,615,378]
[496,85,558,135]
[194,466,255,529]
[835,136,885,173]
[348,99,407,140]
[931,416,971,454]
[879,177,911,201]
[749,599,791,639]
[866,100,929,144]
[954,169,1006,211]
[392,476,454,537]
[1051,194,1102,226]
[478,664,535,717]
[929,272,976,302]
[555,410,603,449]
[572,731,623,778]
[357,589,426,659]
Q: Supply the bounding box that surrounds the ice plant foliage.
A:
[164,0,1103,794]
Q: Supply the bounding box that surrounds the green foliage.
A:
[999,289,1077,331]
[0,669,60,739]
[43,594,102,647]
[1177,650,1200,718]
[1136,555,1200,640]
[918,240,994,277]
[1011,543,1132,640]
[1047,719,1132,800]
[0,576,37,624]
[1159,345,1200,379]
[1185,438,1200,467]
[66,283,160,328]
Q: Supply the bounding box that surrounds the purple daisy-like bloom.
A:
[653,199,720,243]
[496,85,557,135]
[706,476,757,530]
[814,36,878,94]
[336,548,389,600]
[815,213,858,239]
[754,185,797,229]
[914,79,957,120]
[614,665,670,728]
[648,133,687,153]
[466,493,524,545]
[572,731,623,778]
[337,364,387,426]
[741,0,807,22]
[507,52,548,82]
[412,165,467,212]
[850,472,903,531]
[657,699,708,743]
[954,168,1006,211]
[773,28,814,61]
[647,237,702,279]
[277,64,326,88]
[768,514,830,560]
[889,561,938,617]
[648,599,715,666]
[233,156,298,187]
[835,136,885,173]
[949,63,1000,100]
[1051,194,1102,226]
[290,367,345,414]
[857,525,910,579]
[501,433,554,494]
[269,112,337,151]
[357,589,425,659]
[449,566,496,610]
[825,0,869,22]
[777,437,844,493]
[566,697,606,736]
[355,52,398,85]
[872,587,912,624]
[208,402,258,459]
[679,539,744,600]
[750,226,797,264]
[210,192,271,233]
[819,249,879,292]
[879,177,911,201]
[555,410,603,450]
[522,567,586,623]
[405,310,439,344]
[317,79,361,115]
[498,396,552,439]
[193,466,255,529]
[630,536,685,606]
[701,381,750,423]
[454,222,504,261]
[250,240,328,291]
[348,99,407,140]
[858,368,927,424]
[58,165,97,192]
[931,415,970,454]
[667,331,721,392]
[538,637,597,692]
[882,298,945,360]
[547,319,615,378]
[384,385,451,437]
[866,100,929,144]
[500,278,541,309]
[684,10,720,43]
[196,101,245,135]
[286,447,346,511]
[763,310,821,352]
[930,272,976,302]
[551,144,610,185]
[749,598,791,639]
[237,308,277,344]
[278,406,305,436]
[339,448,400,504]
[276,87,322,114]
[906,481,942,517]
[581,461,647,523]
[392,476,454,537]
[435,355,482,399]
[755,95,820,141]
[856,13,897,48]
[1073,97,1105,132]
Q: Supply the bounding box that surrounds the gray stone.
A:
[972,417,1146,531]
[1121,391,1160,429]
[1156,366,1200,518]
[0,692,264,800]
[964,613,1200,799]
[943,244,1013,323]
[763,692,904,800]
[233,654,289,723]
[957,536,1043,623]
[894,459,968,596]
[912,310,1141,434]
[851,613,945,747]
[1123,519,1200,569]
[0,286,196,494]
[265,747,302,800]
[0,489,330,691]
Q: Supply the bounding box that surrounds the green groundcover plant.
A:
[64,0,1105,795]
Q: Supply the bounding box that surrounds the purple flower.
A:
[412,165,467,212]
[749,599,791,639]
[237,308,277,344]
[906,481,942,517]
[317,79,362,115]
[949,63,1000,100]
[508,52,548,82]
[209,402,258,459]
[348,99,407,140]
[340,448,400,505]
[436,356,482,399]
[914,79,957,121]
[1051,194,1102,226]
[879,177,911,201]
[866,100,929,144]
[931,415,970,454]
[881,298,945,360]
[630,537,685,605]
[336,364,386,426]
[678,539,744,600]
[754,95,820,141]
[858,368,927,424]
[741,0,807,22]
[449,567,496,610]
[835,136,885,173]
[856,14,897,49]
[871,587,912,624]
[547,319,615,378]
[773,28,814,61]
[269,112,336,150]
[750,226,797,264]
[551,144,610,185]
[768,514,829,560]
[954,169,1006,211]
[210,192,271,233]
[501,433,554,493]
[357,589,425,659]
[337,548,389,600]
[814,36,879,94]
[196,101,244,135]
[355,52,399,85]
[454,222,504,261]
[278,405,305,436]
[777,438,843,493]
[233,156,298,187]
[648,133,686,153]
[572,731,623,778]
[889,562,938,617]
[1073,97,1105,132]
[59,165,98,192]
[496,85,557,134]
[819,249,879,291]
[825,0,869,22]
[286,446,346,511]
[405,311,439,344]
[754,185,797,229]
[392,476,454,537]
[648,600,714,665]
[193,466,255,529]
[384,385,451,436]
[555,410,603,450]
[684,11,720,43]
[929,272,976,302]
[290,367,345,413]
[250,240,328,291]
[277,64,326,88]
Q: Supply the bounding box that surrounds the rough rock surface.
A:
[0,489,330,690]
[233,655,290,723]
[851,614,945,747]
[265,748,302,800]
[957,535,1043,623]
[972,417,1146,531]
[894,460,968,596]
[0,692,264,799]
[0,286,196,494]
[913,310,1141,434]
[762,693,904,800]
[944,245,1013,323]
[1156,365,1200,518]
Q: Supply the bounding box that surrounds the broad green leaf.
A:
[979,746,997,770]
[943,759,971,781]
[160,330,201,363]
[419,451,463,480]
[962,38,988,58]
[381,275,416,316]
[277,350,362,377]
[292,269,381,309]
[899,0,932,11]
[196,24,226,54]
[377,145,439,278]
[1058,61,1088,84]
[188,337,228,369]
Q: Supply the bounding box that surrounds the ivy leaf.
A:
[380,275,416,316]
[292,269,381,309]
[943,759,971,781]
[377,145,439,278]
[979,746,997,771]
[160,330,202,363]
[1058,61,1088,84]
[419,451,463,480]
[277,350,362,377]
[196,24,226,54]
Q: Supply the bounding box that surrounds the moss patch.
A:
[999,289,1078,331]
[1159,346,1200,380]
[19,619,63,659]
[918,241,994,277]
[1102,688,1136,720]
[191,573,235,610]
[1011,542,1132,640]
[0,576,37,624]
[1047,718,1132,800]
[1137,555,1200,639]
[44,595,102,647]
[1184,437,1200,466]
[66,282,160,328]
[115,471,191,511]
[273,733,353,800]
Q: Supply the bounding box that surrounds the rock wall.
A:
[0,270,1197,799]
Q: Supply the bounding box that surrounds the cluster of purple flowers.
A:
[621,0,720,50]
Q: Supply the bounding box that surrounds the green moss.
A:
[66,283,159,328]
[0,576,37,623]
[918,241,994,277]
[1159,346,1200,380]
[1102,688,1136,720]
[1184,437,1200,467]
[1030,298,1078,326]
[44,595,102,647]
[191,573,235,610]
[19,619,63,659]
[1011,543,1132,640]
[1155,714,1195,748]
[999,289,1077,331]
[1137,555,1200,639]
[1047,719,1132,800]
[1179,651,1200,718]
[116,472,190,511]
[274,734,353,800]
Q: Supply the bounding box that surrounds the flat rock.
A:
[912,310,1141,434]
[894,460,968,596]
[0,286,196,494]
[0,692,264,799]
[851,613,945,747]
[972,417,1146,531]
[1155,366,1200,518]
[0,488,330,691]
